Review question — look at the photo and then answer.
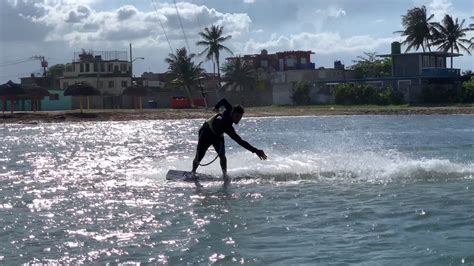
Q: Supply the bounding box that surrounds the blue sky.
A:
[0,0,473,83]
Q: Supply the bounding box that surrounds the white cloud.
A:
[316,6,347,18]
[243,0,255,3]
[240,32,396,55]
[12,1,251,48]
[428,0,453,20]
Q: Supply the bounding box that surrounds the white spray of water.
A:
[147,149,474,183]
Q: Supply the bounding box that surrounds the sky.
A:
[0,0,473,84]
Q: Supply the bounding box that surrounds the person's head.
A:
[231,105,244,124]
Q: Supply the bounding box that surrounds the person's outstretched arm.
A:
[226,127,267,160]
[213,98,232,112]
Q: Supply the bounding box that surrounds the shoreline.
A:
[1,105,474,124]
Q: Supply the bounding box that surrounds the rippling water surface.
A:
[0,115,473,264]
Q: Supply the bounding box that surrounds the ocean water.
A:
[0,115,473,265]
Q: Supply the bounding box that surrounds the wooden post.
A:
[87,96,90,109]
[139,96,142,109]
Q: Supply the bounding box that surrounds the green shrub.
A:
[460,77,474,103]
[334,84,404,105]
[378,87,404,105]
[419,85,457,104]
[292,81,311,105]
[334,83,379,105]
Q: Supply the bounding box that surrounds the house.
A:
[313,42,465,103]
[19,75,72,111]
[227,49,315,72]
[375,41,463,102]
[60,50,132,109]
[272,61,356,105]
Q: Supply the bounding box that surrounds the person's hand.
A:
[256,149,267,160]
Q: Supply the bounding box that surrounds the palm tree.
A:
[395,6,435,52]
[196,25,233,90]
[165,47,203,107]
[431,14,472,68]
[221,57,256,105]
[469,16,474,51]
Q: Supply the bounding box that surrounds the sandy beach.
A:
[1,105,474,124]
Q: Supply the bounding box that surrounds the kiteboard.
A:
[166,170,218,182]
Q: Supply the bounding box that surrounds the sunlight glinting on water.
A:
[0,116,473,264]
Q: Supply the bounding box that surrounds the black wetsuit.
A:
[195,98,258,163]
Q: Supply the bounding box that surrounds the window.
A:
[108,81,114,88]
[85,63,90,72]
[121,81,127,87]
[437,57,444,68]
[430,56,435,67]
[63,82,69,89]
[301,58,307,64]
[286,57,295,67]
[261,60,268,68]
[80,64,84,73]
[120,64,127,72]
[100,63,105,72]
[422,56,430,67]
[114,65,119,72]
[108,63,113,72]
[49,94,59,100]
[93,63,98,72]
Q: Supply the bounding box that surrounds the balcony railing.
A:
[288,63,316,70]
[421,68,460,77]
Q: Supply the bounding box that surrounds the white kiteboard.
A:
[166,170,218,182]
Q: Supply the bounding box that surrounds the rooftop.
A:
[378,51,462,58]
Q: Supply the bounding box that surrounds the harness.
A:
[199,113,224,166]
[206,113,223,136]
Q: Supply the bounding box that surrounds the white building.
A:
[61,51,132,96]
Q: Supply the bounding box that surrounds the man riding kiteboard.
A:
[191,98,267,187]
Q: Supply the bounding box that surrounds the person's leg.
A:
[192,127,211,174]
[193,143,210,174]
[213,137,229,184]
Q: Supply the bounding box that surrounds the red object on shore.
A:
[171,97,206,108]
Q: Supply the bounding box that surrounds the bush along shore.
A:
[1,105,474,124]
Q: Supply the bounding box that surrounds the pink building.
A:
[227,49,315,72]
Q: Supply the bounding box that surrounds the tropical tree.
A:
[46,64,65,79]
[349,52,392,78]
[431,14,472,68]
[196,25,233,84]
[469,16,474,51]
[395,6,435,52]
[221,57,256,104]
[165,47,203,107]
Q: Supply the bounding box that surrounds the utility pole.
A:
[129,43,133,78]
[32,55,48,77]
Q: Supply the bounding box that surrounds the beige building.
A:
[60,51,132,108]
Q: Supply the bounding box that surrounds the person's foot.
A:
[194,179,203,188]
[189,172,202,188]
[223,175,231,186]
